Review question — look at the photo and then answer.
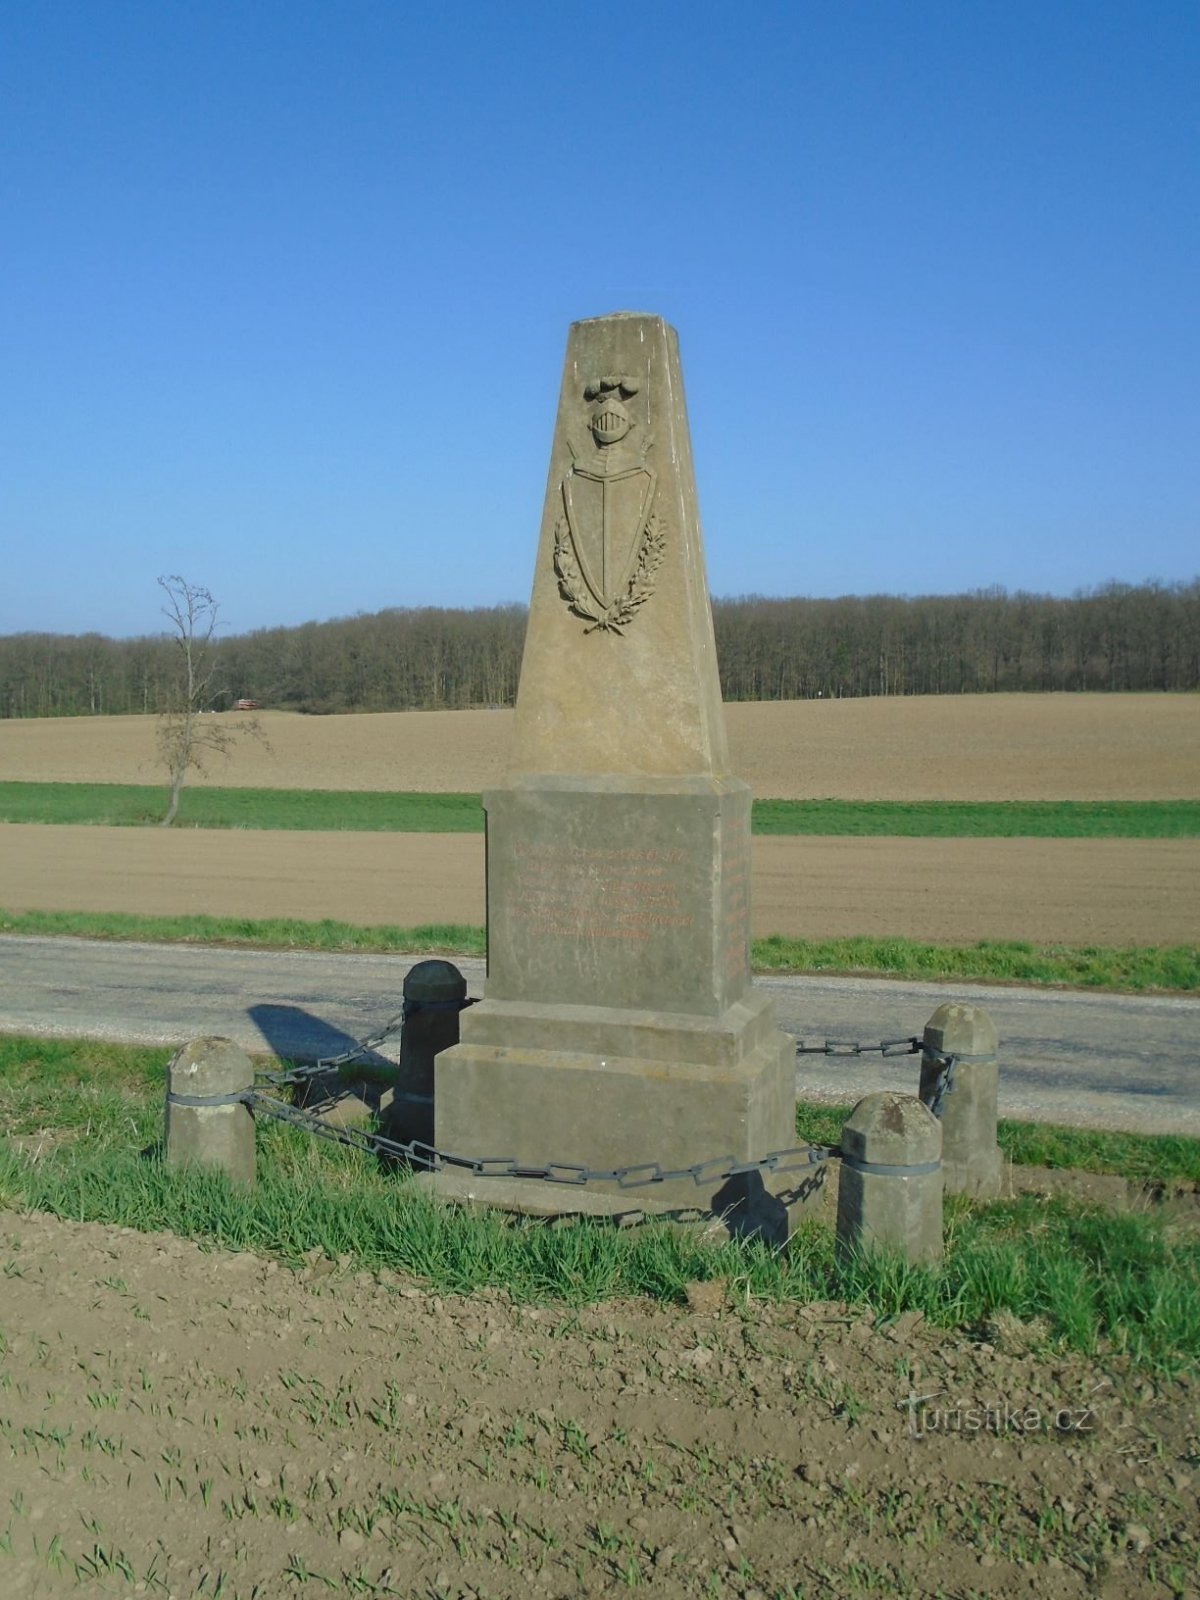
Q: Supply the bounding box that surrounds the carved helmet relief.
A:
[554,374,665,634]
[585,374,637,445]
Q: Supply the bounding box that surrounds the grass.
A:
[8,1044,1199,1195]
[794,1099,1200,1185]
[3,781,1198,837]
[0,781,484,832]
[3,906,1196,993]
[1,1035,1198,1371]
[751,798,1200,838]
[0,907,489,957]
[0,1035,166,1155]
[753,934,1200,992]
[7,1132,1199,1370]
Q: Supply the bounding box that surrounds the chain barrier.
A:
[245,1011,953,1190]
[793,1034,958,1117]
[243,1088,838,1191]
[253,996,478,1090]
[923,1045,957,1118]
[264,1024,924,1087]
[795,1036,921,1058]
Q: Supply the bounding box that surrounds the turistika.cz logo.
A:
[899,1390,1097,1439]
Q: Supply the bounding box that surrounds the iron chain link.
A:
[243,1089,838,1191]
[922,1044,957,1118]
[794,1036,921,1058]
[253,996,477,1089]
[251,1018,405,1089]
[245,1013,953,1189]
[792,1035,957,1118]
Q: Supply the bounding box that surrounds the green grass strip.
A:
[754,934,1200,992]
[8,1036,1198,1185]
[0,781,485,831]
[2,908,1195,992]
[0,907,487,956]
[4,1035,1199,1187]
[3,782,1199,837]
[793,1099,1200,1185]
[3,1039,1197,1367]
[1,1109,1196,1370]
[996,1121,1200,1185]
[753,797,1200,837]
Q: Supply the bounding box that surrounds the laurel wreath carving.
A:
[554,510,666,634]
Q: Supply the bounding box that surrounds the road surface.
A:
[1,935,1197,1135]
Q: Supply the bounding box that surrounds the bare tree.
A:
[156,575,263,826]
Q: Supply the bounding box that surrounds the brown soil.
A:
[2,824,1197,945]
[5,696,1195,946]
[2,694,1197,799]
[3,700,1198,1597]
[0,1208,1194,1600]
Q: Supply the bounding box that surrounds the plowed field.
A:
[1,697,1196,945]
[1,716,1197,1600]
[0,1207,1194,1600]
[2,694,1197,799]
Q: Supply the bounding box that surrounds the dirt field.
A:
[2,694,1197,799]
[2,824,1197,946]
[0,1206,1195,1600]
[2,696,1197,946]
[2,708,1197,1600]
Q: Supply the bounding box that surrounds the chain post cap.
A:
[842,1092,942,1168]
[403,959,468,1005]
[922,1003,998,1057]
[167,1037,254,1097]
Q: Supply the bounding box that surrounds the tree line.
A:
[2,580,1196,719]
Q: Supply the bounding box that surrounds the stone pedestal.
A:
[485,775,752,1017]
[439,991,794,1205]
[434,314,795,1214]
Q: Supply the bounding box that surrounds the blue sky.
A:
[2,1,1196,638]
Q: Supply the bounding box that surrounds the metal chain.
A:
[795,1036,921,1058]
[245,1013,946,1188]
[268,1024,925,1084]
[253,997,477,1089]
[792,1034,958,1117]
[923,1046,957,1118]
[252,1029,402,1089]
[244,1089,839,1191]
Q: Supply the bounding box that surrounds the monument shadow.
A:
[247,1002,393,1116]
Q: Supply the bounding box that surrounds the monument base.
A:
[414,1161,828,1245]
[434,989,796,1212]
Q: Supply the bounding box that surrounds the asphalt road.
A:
[2,935,1197,1135]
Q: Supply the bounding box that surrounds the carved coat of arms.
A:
[553,376,666,633]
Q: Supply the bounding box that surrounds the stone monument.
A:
[434,313,796,1210]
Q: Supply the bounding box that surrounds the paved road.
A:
[1,935,1197,1135]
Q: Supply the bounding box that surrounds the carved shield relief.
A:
[553,376,666,633]
[562,463,656,611]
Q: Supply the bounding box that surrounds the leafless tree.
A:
[156,575,263,826]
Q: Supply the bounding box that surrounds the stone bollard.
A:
[386,959,468,1148]
[919,1003,1002,1198]
[836,1092,943,1265]
[165,1037,256,1187]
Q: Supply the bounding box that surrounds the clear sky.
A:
[2,1,1196,639]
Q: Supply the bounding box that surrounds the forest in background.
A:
[2,580,1197,719]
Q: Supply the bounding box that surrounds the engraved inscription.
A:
[553,375,666,634]
[509,842,694,943]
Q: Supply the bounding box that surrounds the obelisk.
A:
[435,314,795,1207]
